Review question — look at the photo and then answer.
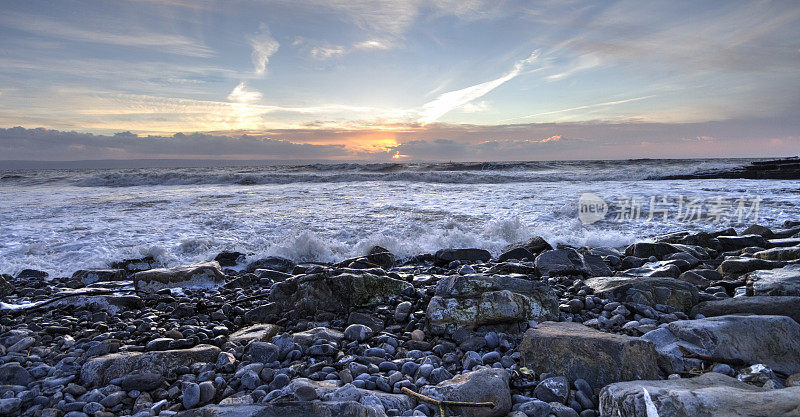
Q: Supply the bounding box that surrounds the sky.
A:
[0,0,799,161]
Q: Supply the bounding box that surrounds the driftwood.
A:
[401,387,495,417]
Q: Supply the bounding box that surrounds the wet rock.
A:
[245,256,296,273]
[504,236,553,255]
[367,246,396,269]
[677,269,719,287]
[229,324,282,345]
[182,382,200,409]
[47,288,144,314]
[132,261,225,292]
[642,315,800,375]
[214,251,244,267]
[0,363,34,386]
[535,249,610,277]
[692,296,800,323]
[584,276,698,313]
[269,271,412,314]
[624,243,680,260]
[519,322,659,390]
[426,274,558,332]
[717,257,786,275]
[747,264,800,296]
[81,344,221,387]
[292,327,343,347]
[420,368,512,417]
[111,256,159,273]
[498,247,535,263]
[533,376,569,404]
[599,372,800,417]
[434,248,491,265]
[754,246,800,261]
[109,372,164,391]
[621,263,681,279]
[71,269,126,285]
[717,234,770,251]
[174,401,387,417]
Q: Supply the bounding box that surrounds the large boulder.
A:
[132,262,225,292]
[692,296,800,324]
[518,322,660,389]
[584,277,698,313]
[754,246,800,261]
[503,236,552,256]
[534,248,611,277]
[717,256,786,275]
[434,248,491,265]
[717,234,770,251]
[245,256,296,273]
[599,372,800,417]
[269,271,412,315]
[426,274,558,333]
[641,315,800,375]
[747,264,800,296]
[624,242,680,259]
[81,344,221,387]
[420,368,511,417]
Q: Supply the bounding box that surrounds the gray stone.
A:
[0,363,33,386]
[642,315,800,375]
[535,249,610,277]
[182,382,200,409]
[109,372,164,391]
[624,242,680,259]
[229,324,282,345]
[584,276,698,313]
[426,274,558,332]
[533,376,569,404]
[292,327,343,347]
[245,256,295,273]
[245,342,279,363]
[0,398,21,415]
[434,248,492,265]
[420,368,512,417]
[717,257,786,275]
[754,246,800,261]
[692,296,800,324]
[747,264,800,296]
[677,269,719,287]
[71,269,126,285]
[344,324,371,342]
[81,344,221,387]
[599,372,800,417]
[519,322,660,390]
[718,234,770,251]
[132,261,225,292]
[622,263,681,279]
[173,402,387,417]
[503,236,553,255]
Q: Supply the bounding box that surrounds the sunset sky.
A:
[1,0,799,161]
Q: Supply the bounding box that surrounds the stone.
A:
[0,363,33,386]
[71,269,127,285]
[269,271,412,314]
[747,264,800,296]
[434,248,492,265]
[229,324,281,345]
[81,344,221,387]
[622,263,681,279]
[692,296,800,323]
[132,261,225,292]
[624,242,680,259]
[111,256,159,273]
[599,372,800,417]
[214,251,244,267]
[584,276,698,313]
[717,234,770,251]
[498,247,535,263]
[533,376,569,404]
[504,236,553,255]
[344,324,371,342]
[717,257,786,275]
[199,381,216,404]
[0,398,21,415]
[367,246,395,269]
[420,368,512,417]
[44,288,143,315]
[394,301,413,322]
[173,402,387,417]
[182,382,200,409]
[0,275,14,297]
[426,274,558,332]
[677,270,719,287]
[245,256,296,273]
[754,246,800,261]
[519,322,659,390]
[245,342,279,363]
[292,327,344,347]
[743,225,775,238]
[642,315,800,375]
[535,249,610,277]
[109,372,164,391]
[348,312,385,333]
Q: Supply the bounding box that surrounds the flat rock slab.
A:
[717,257,786,275]
[584,276,698,313]
[420,368,511,417]
[132,261,225,292]
[269,271,412,314]
[81,344,221,387]
[281,378,414,413]
[717,234,770,251]
[642,315,800,375]
[754,246,800,261]
[747,264,800,296]
[229,324,282,345]
[71,269,127,285]
[692,296,800,323]
[174,402,386,417]
[599,372,800,417]
[534,248,611,277]
[50,289,143,314]
[434,248,491,265]
[426,274,558,332]
[519,322,659,389]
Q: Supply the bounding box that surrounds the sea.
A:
[1,158,798,277]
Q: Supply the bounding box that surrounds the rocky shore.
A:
[2,223,800,417]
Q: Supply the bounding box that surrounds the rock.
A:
[717,257,786,275]
[434,248,492,265]
[533,376,569,404]
[245,341,279,363]
[111,256,159,273]
[519,322,659,389]
[624,243,680,259]
[132,261,225,292]
[348,312,385,333]
[692,296,800,323]
[71,269,126,285]
[747,264,800,296]
[717,234,770,251]
[394,301,413,322]
[599,372,800,417]
[229,324,282,345]
[109,372,164,391]
[535,249,610,277]
[504,236,553,255]
[367,246,395,269]
[16,269,48,279]
[344,324,371,342]
[426,274,558,332]
[0,275,14,297]
[47,289,144,315]
[621,263,681,278]
[183,382,200,409]
[420,368,512,417]
[743,225,775,238]
[754,246,800,261]
[269,271,412,314]
[0,398,21,415]
[81,344,221,387]
[0,363,33,386]
[199,381,216,404]
[214,251,244,267]
[498,247,535,263]
[642,315,800,375]
[245,256,295,273]
[173,402,387,417]
[584,276,698,313]
[677,270,719,287]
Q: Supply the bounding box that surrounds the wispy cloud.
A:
[418,51,539,124]
[517,95,655,119]
[297,37,394,60]
[0,11,213,57]
[227,82,263,104]
[249,23,280,75]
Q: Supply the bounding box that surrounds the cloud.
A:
[516,95,655,120]
[249,23,280,75]
[418,51,539,124]
[0,11,213,57]
[227,82,263,104]
[296,37,394,60]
